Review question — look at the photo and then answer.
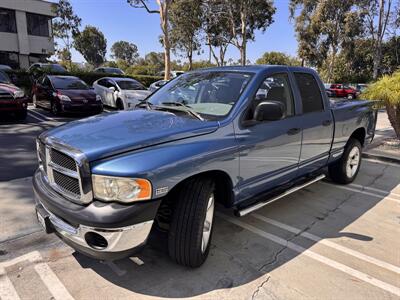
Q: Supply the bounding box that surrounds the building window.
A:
[0,8,17,33]
[27,13,50,37]
[0,51,19,69]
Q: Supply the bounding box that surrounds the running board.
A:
[236,174,326,217]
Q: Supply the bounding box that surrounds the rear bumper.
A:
[33,169,161,260]
[0,97,28,112]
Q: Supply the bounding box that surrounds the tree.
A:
[52,0,81,69]
[362,71,400,138]
[226,0,276,65]
[290,0,364,81]
[359,0,394,79]
[202,0,232,66]
[256,51,301,66]
[127,0,173,80]
[111,41,139,64]
[74,26,107,67]
[169,0,202,70]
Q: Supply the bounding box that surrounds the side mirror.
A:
[109,86,116,92]
[254,101,285,122]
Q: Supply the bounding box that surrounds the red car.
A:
[329,84,357,99]
[0,71,28,120]
[32,75,103,116]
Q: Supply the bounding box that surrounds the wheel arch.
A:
[349,127,366,147]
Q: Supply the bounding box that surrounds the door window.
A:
[248,73,294,120]
[294,73,324,114]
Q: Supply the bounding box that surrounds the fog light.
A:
[84,232,108,250]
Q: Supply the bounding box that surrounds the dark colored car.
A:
[94,67,125,75]
[34,66,376,267]
[0,71,28,120]
[329,84,357,99]
[32,75,103,116]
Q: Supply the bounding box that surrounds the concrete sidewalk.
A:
[364,111,400,164]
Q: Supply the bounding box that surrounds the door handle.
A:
[287,128,301,135]
[322,120,332,126]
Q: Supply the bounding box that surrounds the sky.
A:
[62,0,298,64]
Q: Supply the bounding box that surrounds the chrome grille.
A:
[50,149,77,171]
[36,138,92,204]
[53,170,81,196]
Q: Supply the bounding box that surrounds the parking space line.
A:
[218,213,400,296]
[34,262,74,300]
[27,112,47,123]
[28,108,55,122]
[0,268,21,300]
[364,158,400,168]
[321,182,400,204]
[349,183,400,198]
[252,213,400,274]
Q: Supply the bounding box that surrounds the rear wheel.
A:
[329,138,362,184]
[168,177,215,268]
[116,99,124,110]
[347,93,355,100]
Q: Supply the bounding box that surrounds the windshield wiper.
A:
[160,102,204,121]
[136,99,153,110]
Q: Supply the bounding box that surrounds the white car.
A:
[149,79,169,93]
[93,77,151,110]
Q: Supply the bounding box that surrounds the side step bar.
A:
[236,174,326,217]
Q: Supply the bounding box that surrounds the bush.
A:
[362,71,400,139]
[5,69,163,97]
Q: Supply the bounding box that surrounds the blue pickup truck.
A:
[33,66,376,268]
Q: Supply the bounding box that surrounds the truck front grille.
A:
[36,138,92,204]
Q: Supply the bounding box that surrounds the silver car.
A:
[149,79,169,93]
[93,77,151,110]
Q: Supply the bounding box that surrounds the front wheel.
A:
[51,101,61,116]
[168,177,215,268]
[329,138,362,184]
[32,94,38,108]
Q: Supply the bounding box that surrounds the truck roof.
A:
[197,65,315,74]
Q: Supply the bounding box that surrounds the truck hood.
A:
[42,110,219,161]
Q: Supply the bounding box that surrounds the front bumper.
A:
[60,102,103,114]
[33,170,161,260]
[0,97,28,112]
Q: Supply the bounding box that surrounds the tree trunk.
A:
[240,45,246,66]
[188,53,193,70]
[160,1,171,80]
[240,7,247,66]
[373,0,386,80]
[385,101,400,139]
[327,46,338,83]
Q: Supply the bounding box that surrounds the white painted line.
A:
[364,158,400,168]
[218,213,400,297]
[349,183,400,199]
[321,182,400,204]
[252,214,400,274]
[0,269,21,300]
[130,257,144,266]
[0,251,41,269]
[104,261,126,277]
[34,262,74,300]
[28,108,55,121]
[28,112,47,122]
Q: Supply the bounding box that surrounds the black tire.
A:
[16,110,27,120]
[51,101,60,116]
[168,177,215,268]
[116,99,124,110]
[329,138,362,184]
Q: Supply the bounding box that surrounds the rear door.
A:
[237,71,302,199]
[292,71,334,175]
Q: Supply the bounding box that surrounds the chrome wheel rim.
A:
[346,147,360,178]
[201,193,214,253]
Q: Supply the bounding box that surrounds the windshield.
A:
[116,80,145,90]
[104,68,124,74]
[0,71,11,83]
[147,71,252,118]
[43,64,67,73]
[51,77,89,90]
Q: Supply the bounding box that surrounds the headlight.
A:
[54,92,71,102]
[13,90,25,99]
[96,95,102,102]
[92,175,152,203]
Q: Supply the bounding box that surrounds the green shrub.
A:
[362,71,400,139]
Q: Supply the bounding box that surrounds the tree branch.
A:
[128,0,159,14]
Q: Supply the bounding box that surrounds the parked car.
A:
[329,84,357,99]
[0,64,12,71]
[158,70,185,78]
[28,63,67,74]
[94,67,125,75]
[355,84,368,95]
[34,66,376,268]
[93,77,151,110]
[0,71,28,120]
[32,75,103,116]
[324,83,335,97]
[149,79,169,92]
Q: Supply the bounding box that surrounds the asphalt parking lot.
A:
[0,107,399,299]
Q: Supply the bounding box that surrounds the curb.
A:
[362,152,400,165]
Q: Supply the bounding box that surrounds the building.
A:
[0,0,56,69]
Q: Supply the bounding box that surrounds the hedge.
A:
[4,69,163,97]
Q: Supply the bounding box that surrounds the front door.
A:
[237,72,302,201]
